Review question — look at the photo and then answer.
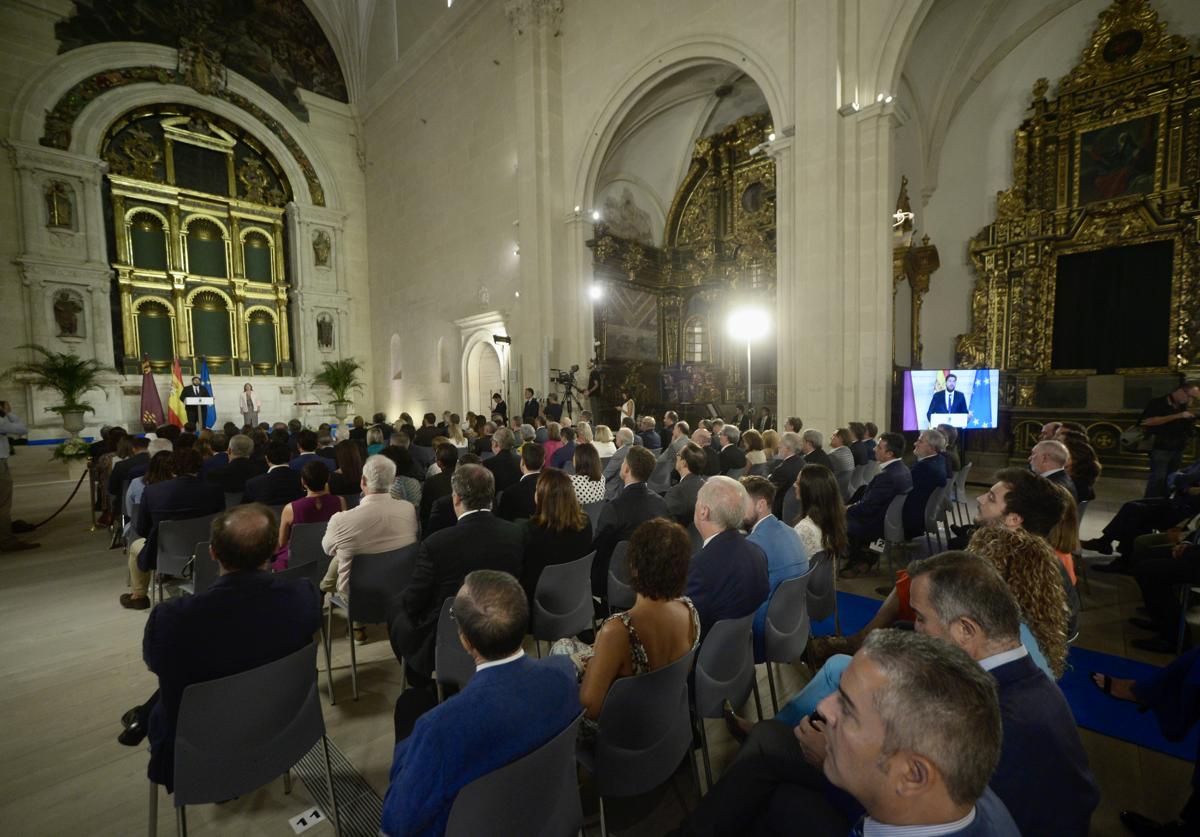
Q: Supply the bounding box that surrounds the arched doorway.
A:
[475,344,503,416]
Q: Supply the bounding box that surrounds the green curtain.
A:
[243,241,273,282]
[187,235,227,277]
[192,307,232,359]
[131,224,168,270]
[248,319,277,369]
[137,308,172,361]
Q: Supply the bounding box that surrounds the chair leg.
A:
[321,619,335,705]
[766,662,779,713]
[148,780,157,837]
[436,681,445,704]
[348,617,359,701]
[751,676,764,721]
[535,638,542,658]
[698,716,713,790]
[175,805,186,837]
[598,796,608,837]
[284,767,293,794]
[1178,587,1192,655]
[321,734,342,837]
[325,605,337,704]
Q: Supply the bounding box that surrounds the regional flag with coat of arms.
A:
[138,357,164,428]
[167,358,186,428]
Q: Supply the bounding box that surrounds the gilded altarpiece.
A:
[588,113,776,409]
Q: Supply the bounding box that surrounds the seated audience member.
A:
[864,421,879,460]
[483,427,522,493]
[659,419,692,466]
[681,630,1019,836]
[602,426,638,500]
[549,426,576,469]
[718,424,747,472]
[732,404,750,432]
[666,442,707,525]
[1029,439,1078,501]
[659,410,679,448]
[1047,483,1082,584]
[348,415,367,442]
[419,443,458,530]
[741,428,766,468]
[782,416,803,434]
[413,412,440,448]
[206,433,263,495]
[117,504,322,793]
[791,464,849,561]
[569,442,606,505]
[842,432,913,575]
[768,432,805,518]
[381,570,580,837]
[592,424,617,458]
[742,476,807,660]
[382,446,422,507]
[108,435,151,498]
[826,428,855,484]
[391,464,524,683]
[316,432,337,461]
[1128,526,1200,653]
[1055,426,1100,502]
[592,446,669,593]
[274,460,345,570]
[519,469,594,606]
[688,476,769,638]
[122,448,225,610]
[640,416,662,450]
[542,421,564,463]
[902,428,949,539]
[847,421,869,466]
[366,426,386,456]
[328,439,366,497]
[761,428,780,462]
[242,441,304,507]
[755,406,774,433]
[937,423,960,474]
[522,422,540,448]
[553,518,699,736]
[198,433,228,476]
[289,430,320,472]
[1085,459,1200,568]
[472,421,495,456]
[320,456,418,642]
[497,442,544,521]
[124,447,174,543]
[799,428,832,470]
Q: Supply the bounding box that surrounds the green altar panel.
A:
[131,225,168,270]
[249,320,277,368]
[192,307,232,359]
[243,243,272,282]
[137,310,173,361]
[187,236,227,277]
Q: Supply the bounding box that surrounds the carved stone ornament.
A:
[312,230,332,267]
[45,181,73,229]
[177,37,227,96]
[53,290,85,338]
[504,0,565,35]
[316,313,334,351]
[107,126,162,181]
[238,158,272,205]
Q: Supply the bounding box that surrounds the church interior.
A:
[2,0,1200,834]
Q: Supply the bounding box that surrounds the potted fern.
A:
[5,344,103,436]
[312,358,364,421]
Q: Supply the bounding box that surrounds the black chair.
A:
[435,597,476,702]
[805,550,838,635]
[879,490,914,575]
[155,514,221,604]
[606,541,635,612]
[762,573,812,712]
[189,542,217,596]
[531,551,596,656]
[693,613,761,787]
[223,492,242,510]
[445,714,584,837]
[286,521,329,568]
[582,501,605,533]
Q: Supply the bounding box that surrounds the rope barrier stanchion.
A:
[86,459,98,532]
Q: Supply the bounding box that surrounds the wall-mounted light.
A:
[591,210,601,221]
[837,102,861,116]
[574,205,581,213]
[767,132,776,142]
[589,284,603,300]
[513,246,520,256]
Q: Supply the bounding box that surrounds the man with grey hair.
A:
[691,427,721,477]
[321,454,418,607]
[653,419,692,487]
[688,476,769,638]
[639,415,661,450]
[769,431,805,518]
[799,428,831,470]
[602,425,638,500]
[903,427,951,539]
[392,464,524,685]
[206,433,264,494]
[718,424,747,473]
[484,426,521,493]
[1029,439,1077,501]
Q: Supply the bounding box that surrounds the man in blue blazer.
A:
[846,432,912,563]
[926,373,969,424]
[902,428,949,539]
[382,570,580,837]
[687,476,769,638]
[742,476,808,661]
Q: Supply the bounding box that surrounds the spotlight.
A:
[589,285,603,300]
[767,132,776,142]
[884,95,894,104]
[876,93,884,103]
[514,291,521,298]
[591,210,601,221]
[574,205,581,213]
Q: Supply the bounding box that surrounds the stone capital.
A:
[504,0,564,35]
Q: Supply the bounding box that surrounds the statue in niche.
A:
[316,314,334,350]
[602,187,653,245]
[45,181,72,229]
[53,291,84,337]
[312,230,331,267]
[893,175,915,248]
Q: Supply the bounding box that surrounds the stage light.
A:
[768,132,776,142]
[574,205,581,212]
[514,291,521,298]
[589,284,603,300]
[727,307,769,403]
[876,93,884,103]
[591,210,601,221]
[884,95,894,104]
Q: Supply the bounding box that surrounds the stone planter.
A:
[65,458,87,482]
[60,409,86,436]
[331,401,350,421]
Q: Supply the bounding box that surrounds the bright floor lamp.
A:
[726,307,769,403]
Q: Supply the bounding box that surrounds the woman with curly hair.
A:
[1055,427,1101,503]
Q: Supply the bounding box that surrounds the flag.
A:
[968,369,993,429]
[199,358,216,429]
[167,358,186,428]
[139,357,164,428]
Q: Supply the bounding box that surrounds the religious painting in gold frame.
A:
[1076,111,1162,205]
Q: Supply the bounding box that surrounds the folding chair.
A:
[531,551,596,656]
[606,541,635,612]
[762,572,812,712]
[434,597,476,702]
[693,613,761,787]
[154,514,221,604]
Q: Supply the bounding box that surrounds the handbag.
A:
[1120,425,1153,453]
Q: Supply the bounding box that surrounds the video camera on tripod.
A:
[549,364,584,418]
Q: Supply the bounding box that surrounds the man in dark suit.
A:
[903,428,950,539]
[483,427,521,493]
[926,372,969,425]
[521,388,540,422]
[640,417,663,451]
[799,429,831,470]
[846,432,913,562]
[592,446,670,594]
[769,432,805,519]
[121,448,226,610]
[181,376,210,427]
[755,406,774,433]
[241,441,304,506]
[382,570,580,836]
[108,435,150,498]
[666,443,706,524]
[117,504,322,793]
[473,421,495,456]
[687,476,769,637]
[491,393,507,423]
[391,465,525,684]
[206,434,265,495]
[602,427,638,499]
[288,429,320,472]
[732,405,751,432]
[199,433,229,477]
[414,413,440,447]
[316,432,337,462]
[690,428,721,477]
[718,425,748,473]
[496,443,542,521]
[1029,439,1078,502]
[419,443,458,531]
[660,410,679,449]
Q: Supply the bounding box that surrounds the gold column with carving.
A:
[276,285,292,364]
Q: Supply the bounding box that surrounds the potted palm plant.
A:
[312,358,364,421]
[5,344,103,436]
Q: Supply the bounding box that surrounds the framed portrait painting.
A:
[1077,114,1159,205]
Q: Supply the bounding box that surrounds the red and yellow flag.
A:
[167,358,186,427]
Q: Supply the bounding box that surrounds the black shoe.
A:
[1095,559,1132,574]
[1081,537,1113,555]
[1131,636,1177,654]
[722,699,748,744]
[11,520,35,534]
[1128,617,1161,633]
[120,706,141,729]
[1119,809,1188,835]
[118,721,148,747]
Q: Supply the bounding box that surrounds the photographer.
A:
[0,400,38,552]
[584,359,602,421]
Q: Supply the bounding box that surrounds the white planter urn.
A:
[60,409,86,436]
[331,401,350,421]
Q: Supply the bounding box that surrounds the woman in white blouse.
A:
[827,428,856,479]
[591,424,618,458]
[742,429,767,466]
[792,463,848,562]
[239,382,262,427]
[568,442,607,505]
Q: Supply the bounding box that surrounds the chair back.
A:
[590,645,698,798]
[338,492,362,510]
[694,613,757,718]
[882,491,912,544]
[435,597,476,691]
[346,544,419,624]
[647,454,675,493]
[835,468,853,501]
[446,714,584,837]
[606,541,635,610]
[763,573,811,665]
[172,640,325,806]
[191,541,217,596]
[849,463,867,491]
[532,551,596,642]
[952,462,973,502]
[781,484,803,526]
[923,486,948,537]
[288,521,329,568]
[224,492,242,510]
[723,467,746,479]
[805,551,835,623]
[747,462,771,477]
[1076,498,1090,524]
[582,501,605,533]
[274,558,328,587]
[158,513,221,577]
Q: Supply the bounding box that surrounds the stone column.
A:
[285,203,350,378]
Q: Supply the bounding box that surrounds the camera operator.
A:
[0,400,38,552]
[584,359,602,420]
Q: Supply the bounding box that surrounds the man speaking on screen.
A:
[927,373,970,424]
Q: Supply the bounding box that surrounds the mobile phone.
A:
[809,709,826,726]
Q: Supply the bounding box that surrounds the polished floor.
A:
[0,448,1191,836]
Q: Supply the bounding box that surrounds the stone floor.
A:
[0,448,1191,835]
